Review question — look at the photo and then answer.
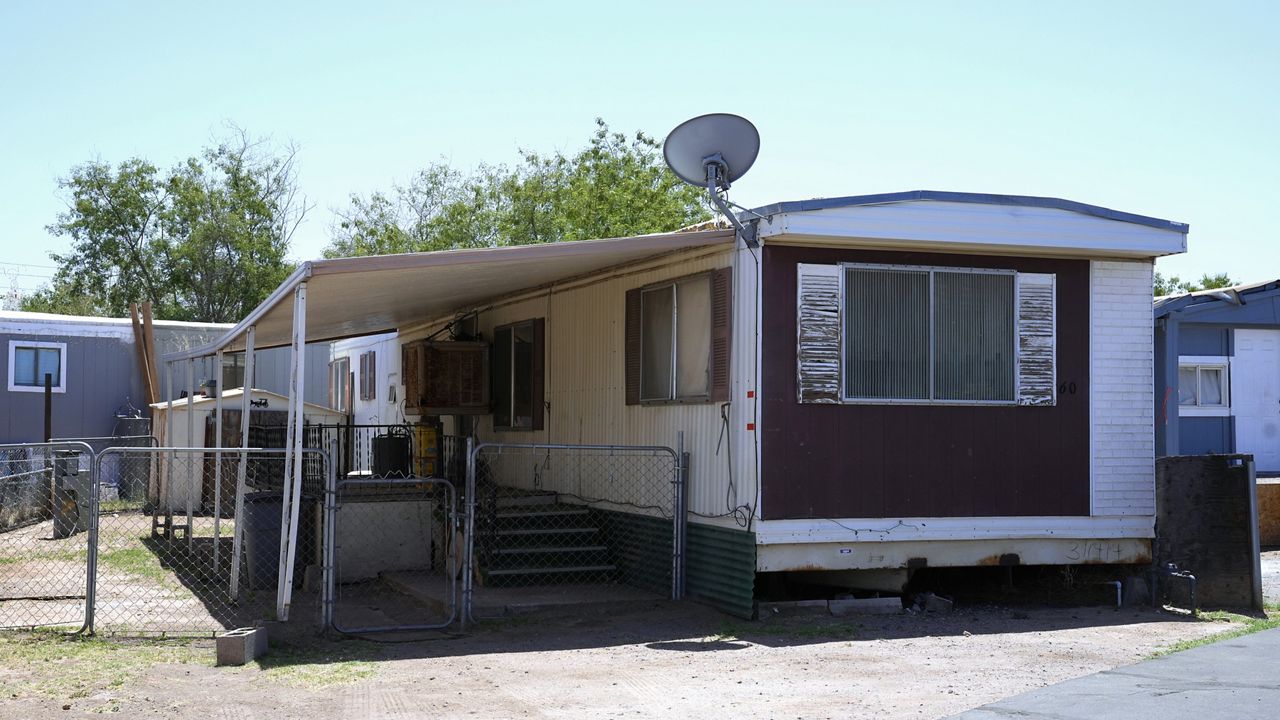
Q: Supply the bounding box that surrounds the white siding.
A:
[1090,260,1156,516]
[759,200,1187,258]
[399,245,755,520]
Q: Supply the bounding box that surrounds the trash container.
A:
[52,451,93,539]
[241,492,313,591]
[114,416,151,502]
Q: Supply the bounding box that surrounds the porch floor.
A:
[381,570,664,620]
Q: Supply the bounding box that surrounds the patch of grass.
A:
[0,548,83,566]
[0,631,203,700]
[97,545,177,587]
[1149,605,1280,658]
[251,638,379,687]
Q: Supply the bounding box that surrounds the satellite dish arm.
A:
[704,159,759,248]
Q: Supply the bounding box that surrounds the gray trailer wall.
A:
[1,322,331,444]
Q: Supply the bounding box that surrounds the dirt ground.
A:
[0,600,1248,720]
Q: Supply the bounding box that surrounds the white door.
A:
[1232,329,1280,472]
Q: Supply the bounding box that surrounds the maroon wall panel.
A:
[761,246,1090,520]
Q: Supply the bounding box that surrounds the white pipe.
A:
[230,326,255,597]
[278,283,307,621]
[164,361,175,534]
[213,349,224,574]
[185,357,195,550]
[160,262,313,364]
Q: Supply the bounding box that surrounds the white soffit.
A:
[758,200,1188,258]
[166,229,734,359]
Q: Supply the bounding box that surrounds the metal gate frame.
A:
[462,435,688,628]
[326,477,459,634]
[88,445,335,634]
[0,441,96,633]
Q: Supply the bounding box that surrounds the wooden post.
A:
[130,304,156,406]
[142,302,161,409]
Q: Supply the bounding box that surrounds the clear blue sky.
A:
[2,1,1276,297]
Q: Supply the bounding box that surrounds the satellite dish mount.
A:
[664,114,761,247]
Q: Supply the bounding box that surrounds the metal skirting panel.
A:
[599,509,673,596]
[756,537,1153,573]
[686,522,756,619]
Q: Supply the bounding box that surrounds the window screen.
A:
[842,265,1015,403]
[843,269,929,399]
[933,271,1014,401]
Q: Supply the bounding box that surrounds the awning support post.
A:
[213,349,224,575]
[185,357,196,551]
[277,283,307,621]
[230,326,255,598]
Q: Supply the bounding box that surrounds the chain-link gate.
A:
[464,442,685,623]
[90,447,331,635]
[0,442,96,632]
[328,477,458,634]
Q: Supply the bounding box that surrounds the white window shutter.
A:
[796,263,842,403]
[1016,272,1056,406]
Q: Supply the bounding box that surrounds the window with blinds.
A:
[841,265,1016,403]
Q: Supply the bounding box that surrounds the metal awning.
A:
[161,229,734,361]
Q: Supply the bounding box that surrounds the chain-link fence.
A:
[329,477,458,634]
[464,443,683,621]
[3,437,687,637]
[0,442,96,632]
[91,447,331,636]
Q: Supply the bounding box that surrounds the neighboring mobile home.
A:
[0,311,332,444]
[166,190,1189,616]
[1154,280,1280,473]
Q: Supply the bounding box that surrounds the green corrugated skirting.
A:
[686,522,756,619]
[596,509,672,596]
[593,510,756,618]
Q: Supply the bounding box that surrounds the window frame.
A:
[638,272,713,404]
[8,340,67,394]
[1178,361,1229,412]
[492,318,543,431]
[838,262,1019,406]
[328,356,352,413]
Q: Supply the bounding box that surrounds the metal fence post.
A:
[84,450,101,634]
[462,436,477,629]
[671,432,684,601]
[323,440,338,631]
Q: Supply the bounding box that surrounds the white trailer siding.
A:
[1089,259,1157,517]
[399,244,757,521]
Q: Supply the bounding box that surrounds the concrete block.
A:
[1122,576,1150,607]
[216,626,267,667]
[829,597,902,616]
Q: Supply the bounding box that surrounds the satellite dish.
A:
[663,113,760,190]
[663,113,762,246]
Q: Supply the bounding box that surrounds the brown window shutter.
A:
[327,361,336,409]
[402,342,420,412]
[367,351,377,401]
[710,266,733,402]
[531,318,546,430]
[625,287,642,405]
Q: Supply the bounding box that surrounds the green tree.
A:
[1153,271,1237,297]
[325,119,711,258]
[27,128,309,322]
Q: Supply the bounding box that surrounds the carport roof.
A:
[160,229,734,361]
